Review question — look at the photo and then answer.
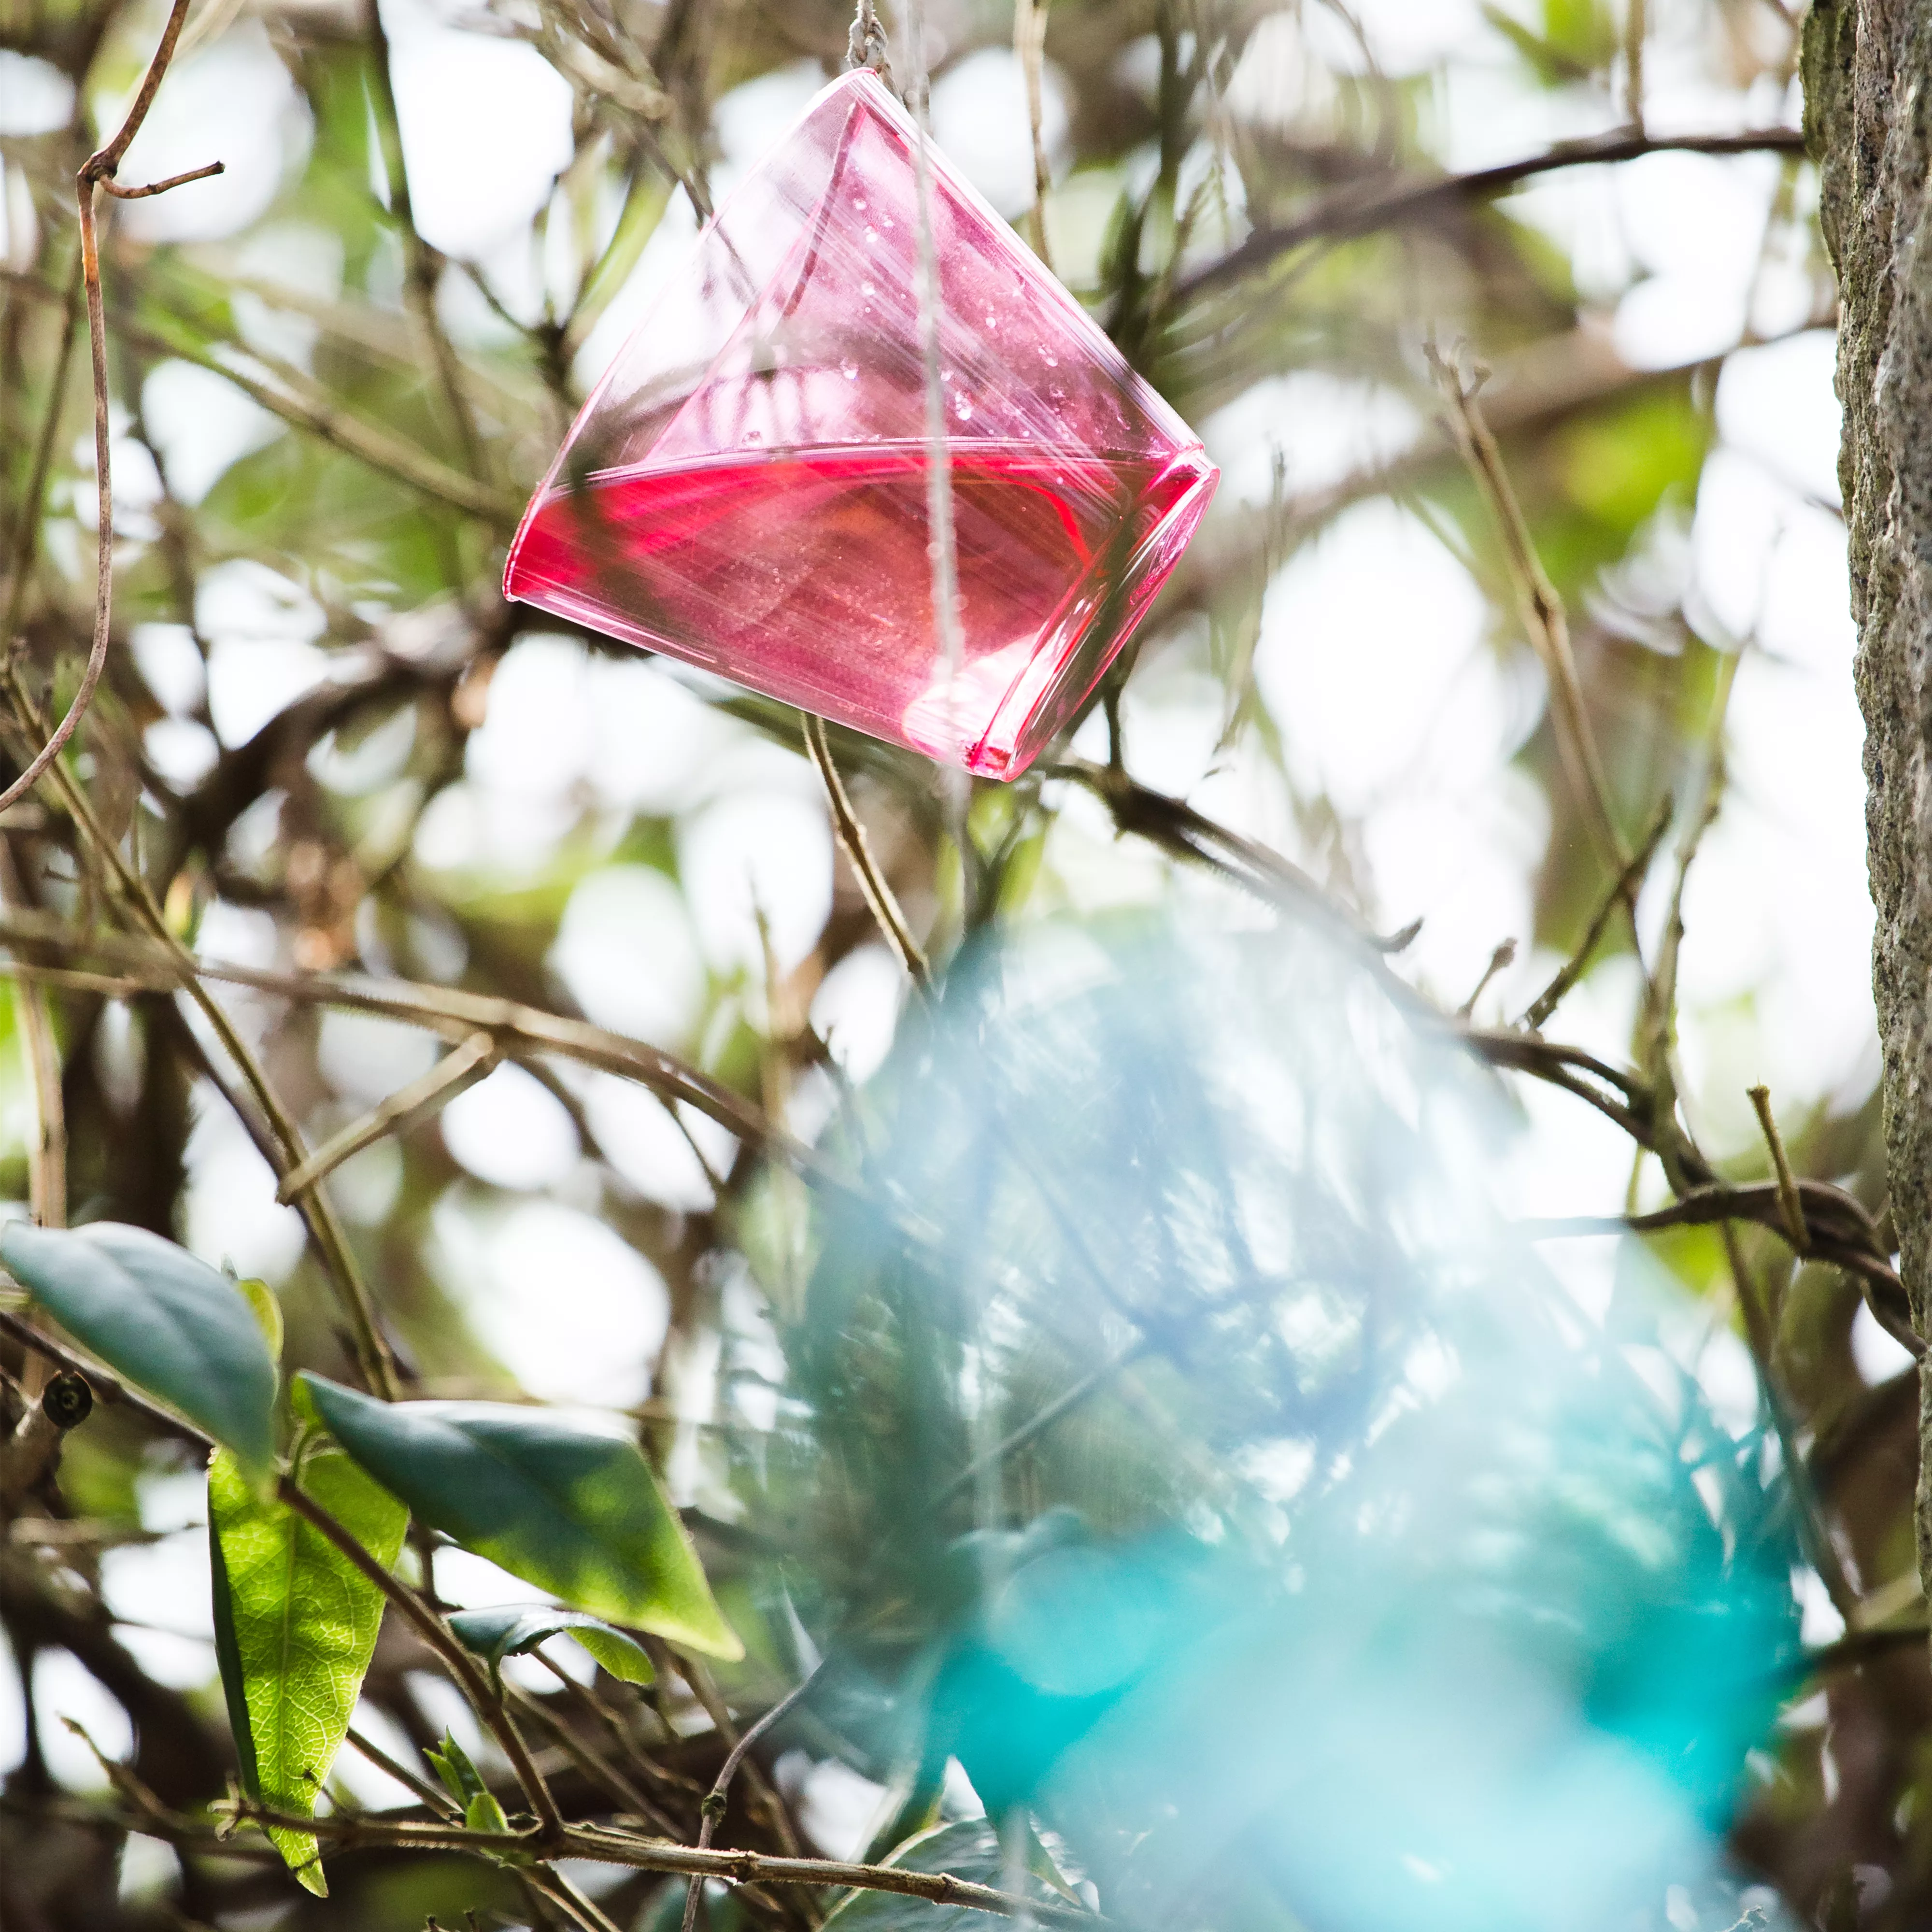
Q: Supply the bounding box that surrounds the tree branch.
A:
[1173,126,1807,305]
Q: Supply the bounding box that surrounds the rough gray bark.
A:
[1805,0,1932,1585]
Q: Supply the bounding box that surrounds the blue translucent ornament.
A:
[778,915,1801,1932]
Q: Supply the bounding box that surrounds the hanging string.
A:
[846,0,893,83]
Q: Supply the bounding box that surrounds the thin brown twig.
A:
[1623,0,1646,134]
[1747,1083,1811,1253]
[1048,757,1420,954]
[0,907,837,1200]
[1720,1220,1857,1620]
[1521,795,1672,1029]
[1519,1187,1919,1358]
[1633,652,1736,1194]
[804,712,930,992]
[0,838,65,1235]
[345,1725,460,1816]
[1427,344,1627,872]
[0,1304,207,1446]
[274,1031,498,1202]
[503,1675,687,1838]
[211,1802,1103,1925]
[1457,939,1517,1022]
[99,160,225,200]
[363,0,486,477]
[0,34,399,1398]
[531,1869,629,1932]
[1,0,214,822]
[0,719,402,1396]
[1172,126,1806,305]
[679,1661,825,1932]
[1,248,83,651]
[655,1648,802,1860]
[1014,0,1054,269]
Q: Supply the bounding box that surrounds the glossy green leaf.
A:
[3,1222,277,1479]
[298,1374,741,1658]
[448,1605,655,1686]
[209,1445,410,1895]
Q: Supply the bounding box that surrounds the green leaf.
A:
[448,1605,655,1686]
[298,1374,741,1659]
[426,1733,512,1836]
[821,1821,1076,1930]
[234,1276,284,1363]
[209,1445,410,1895]
[3,1222,277,1480]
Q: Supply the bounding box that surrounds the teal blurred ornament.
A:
[771,916,1802,1932]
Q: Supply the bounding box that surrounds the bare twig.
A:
[1457,939,1517,1022]
[345,1726,459,1817]
[1050,757,1420,953]
[1,249,83,652]
[0,838,65,1235]
[531,1869,629,1932]
[804,712,930,991]
[678,1661,825,1932]
[1427,344,1626,872]
[504,1678,686,1839]
[1747,1083,1810,1253]
[1720,1220,1857,1619]
[930,1335,1145,1509]
[0,1305,208,1447]
[1521,796,1672,1029]
[1014,0,1054,268]
[1632,653,1736,1194]
[131,314,517,523]
[213,1803,1104,1925]
[99,160,225,200]
[1623,0,1646,134]
[2,0,216,821]
[656,1650,802,1860]
[0,907,838,1201]
[275,1031,498,1202]
[1173,126,1807,305]
[364,0,486,476]
[1518,1180,1920,1359]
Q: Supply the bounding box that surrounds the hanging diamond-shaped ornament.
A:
[503,68,1217,780]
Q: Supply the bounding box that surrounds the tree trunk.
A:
[1806,0,1932,1590]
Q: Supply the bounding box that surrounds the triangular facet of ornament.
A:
[505,68,1215,779]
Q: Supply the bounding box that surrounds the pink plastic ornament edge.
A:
[502,65,1218,781]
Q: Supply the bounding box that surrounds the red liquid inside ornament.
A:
[504,70,1216,778]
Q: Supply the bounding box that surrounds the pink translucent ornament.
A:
[503,67,1216,780]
